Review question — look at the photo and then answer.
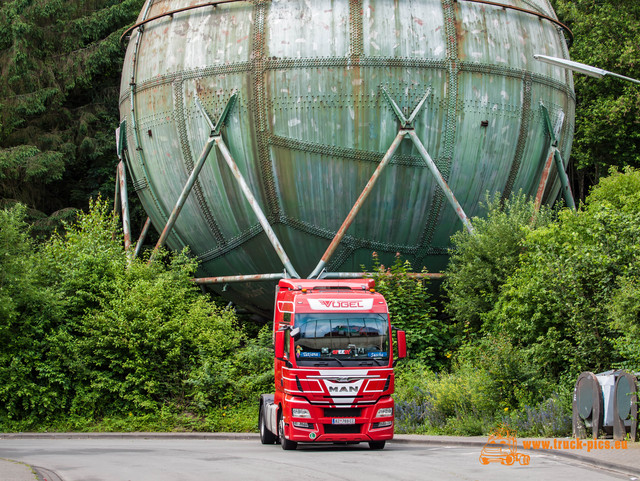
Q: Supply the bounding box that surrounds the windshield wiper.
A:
[359,358,383,366]
[321,357,343,366]
[312,357,344,366]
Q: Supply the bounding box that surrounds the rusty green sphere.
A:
[120,0,574,315]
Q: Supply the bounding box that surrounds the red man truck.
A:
[258,278,407,450]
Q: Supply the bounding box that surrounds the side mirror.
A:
[396,330,407,359]
[275,329,285,359]
[290,327,301,341]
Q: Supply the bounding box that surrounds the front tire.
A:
[368,441,386,450]
[259,405,277,445]
[279,414,297,450]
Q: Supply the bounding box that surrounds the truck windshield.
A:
[293,313,389,365]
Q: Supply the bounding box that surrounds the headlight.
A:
[372,421,393,429]
[292,408,311,418]
[293,422,314,429]
[375,407,393,417]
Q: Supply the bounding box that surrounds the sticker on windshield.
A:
[368,352,387,357]
[332,349,351,355]
[299,352,321,358]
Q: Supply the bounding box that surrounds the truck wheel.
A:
[368,441,386,450]
[279,414,297,450]
[259,405,277,445]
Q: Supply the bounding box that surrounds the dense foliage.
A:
[0,0,143,228]
[0,1,638,438]
[443,193,554,343]
[401,168,640,437]
[553,0,640,198]
[0,200,272,431]
[365,253,447,369]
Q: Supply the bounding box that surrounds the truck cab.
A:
[259,279,406,450]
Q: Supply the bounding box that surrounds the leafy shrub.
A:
[188,324,273,410]
[443,192,553,343]
[607,274,640,371]
[365,253,448,368]
[0,204,66,423]
[487,170,640,380]
[0,198,270,430]
[394,360,496,435]
[502,392,572,438]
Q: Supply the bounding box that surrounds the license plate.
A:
[332,418,356,424]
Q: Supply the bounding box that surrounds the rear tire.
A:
[279,414,297,450]
[259,405,277,445]
[369,441,386,450]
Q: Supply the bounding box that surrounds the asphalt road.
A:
[0,438,635,481]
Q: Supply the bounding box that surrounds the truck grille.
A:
[323,424,362,434]
[324,408,361,417]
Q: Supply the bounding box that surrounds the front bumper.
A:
[282,396,395,443]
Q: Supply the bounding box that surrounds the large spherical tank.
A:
[119,0,574,315]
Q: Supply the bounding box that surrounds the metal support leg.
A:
[553,149,576,209]
[407,130,474,234]
[308,130,408,279]
[118,161,132,252]
[149,91,238,264]
[538,103,576,210]
[308,87,473,278]
[113,167,121,218]
[215,136,300,279]
[150,136,216,262]
[112,166,121,241]
[534,150,555,211]
[133,217,152,260]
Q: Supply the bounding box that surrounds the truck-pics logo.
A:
[479,427,530,466]
[308,299,374,310]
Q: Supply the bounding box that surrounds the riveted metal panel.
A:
[120,0,575,314]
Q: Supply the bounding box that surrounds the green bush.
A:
[394,358,572,437]
[443,192,553,343]
[0,198,271,431]
[0,204,67,423]
[607,274,640,370]
[394,360,495,435]
[487,170,640,380]
[365,253,448,368]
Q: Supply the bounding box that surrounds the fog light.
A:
[293,422,314,429]
[375,407,393,417]
[292,408,311,418]
[372,421,393,429]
